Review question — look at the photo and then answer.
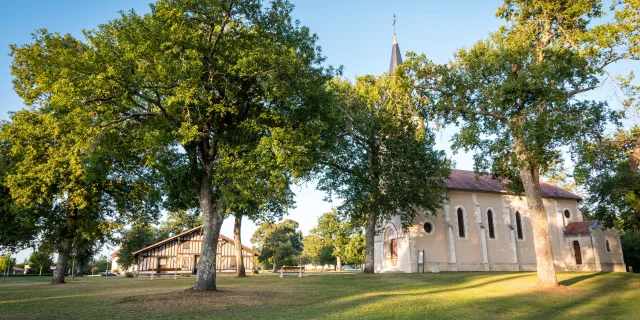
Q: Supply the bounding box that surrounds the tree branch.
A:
[100,112,159,128]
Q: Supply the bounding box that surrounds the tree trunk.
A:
[519,167,558,287]
[71,259,75,279]
[193,177,226,292]
[52,238,73,284]
[363,211,376,274]
[76,262,83,277]
[39,265,43,276]
[234,214,246,277]
[336,256,342,271]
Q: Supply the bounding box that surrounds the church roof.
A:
[389,35,402,73]
[565,220,599,235]
[446,169,582,200]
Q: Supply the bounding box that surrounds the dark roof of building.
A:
[132,226,258,256]
[389,35,402,73]
[446,169,582,200]
[565,220,599,235]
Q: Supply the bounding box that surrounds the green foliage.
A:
[343,232,366,266]
[125,271,134,278]
[0,254,16,273]
[160,210,202,236]
[621,231,640,273]
[318,74,451,230]
[251,219,303,269]
[301,210,364,267]
[117,225,169,270]
[8,0,336,289]
[28,250,54,275]
[575,129,640,232]
[408,0,639,186]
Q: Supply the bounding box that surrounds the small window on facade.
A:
[606,239,611,252]
[183,241,191,250]
[423,222,433,234]
[159,258,167,266]
[515,211,524,240]
[457,207,465,238]
[564,209,571,219]
[487,209,496,239]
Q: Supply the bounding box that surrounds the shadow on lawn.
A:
[559,272,604,286]
[312,272,635,320]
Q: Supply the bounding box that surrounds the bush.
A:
[125,272,134,278]
[113,269,121,275]
[91,267,99,275]
[253,268,260,275]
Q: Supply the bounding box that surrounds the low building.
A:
[133,226,257,275]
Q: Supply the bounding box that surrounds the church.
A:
[374,36,627,274]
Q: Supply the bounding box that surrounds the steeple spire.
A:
[389,14,402,73]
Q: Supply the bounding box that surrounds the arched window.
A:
[564,209,571,219]
[487,209,496,239]
[515,211,524,240]
[606,239,611,252]
[457,207,465,238]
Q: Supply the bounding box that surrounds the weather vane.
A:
[393,13,397,35]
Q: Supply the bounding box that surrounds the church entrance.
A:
[573,241,582,265]
[390,239,398,266]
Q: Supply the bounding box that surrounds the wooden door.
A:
[573,241,582,265]
[390,239,398,266]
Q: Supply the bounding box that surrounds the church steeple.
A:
[389,14,402,73]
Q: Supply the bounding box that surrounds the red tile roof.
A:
[565,220,599,235]
[447,170,581,200]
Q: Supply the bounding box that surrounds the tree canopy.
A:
[407,0,639,287]
[9,0,336,291]
[251,219,303,270]
[317,73,451,273]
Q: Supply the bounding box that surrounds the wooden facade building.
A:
[133,226,258,275]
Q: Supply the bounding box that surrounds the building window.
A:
[564,209,571,219]
[487,209,496,239]
[457,207,466,238]
[606,239,611,252]
[423,222,434,234]
[515,211,524,240]
[159,258,167,267]
[182,241,191,250]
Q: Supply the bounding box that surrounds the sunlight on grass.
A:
[1,272,638,319]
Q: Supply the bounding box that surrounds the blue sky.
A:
[2,0,631,262]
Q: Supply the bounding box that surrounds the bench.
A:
[279,266,304,278]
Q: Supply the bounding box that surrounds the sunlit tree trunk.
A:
[519,166,558,287]
[363,211,376,274]
[193,176,226,292]
[234,214,246,277]
[52,238,72,284]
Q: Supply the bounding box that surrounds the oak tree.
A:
[409,0,639,286]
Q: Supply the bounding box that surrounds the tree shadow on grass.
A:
[559,272,605,287]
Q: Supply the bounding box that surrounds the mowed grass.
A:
[0,271,639,319]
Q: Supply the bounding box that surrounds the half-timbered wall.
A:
[136,230,256,273]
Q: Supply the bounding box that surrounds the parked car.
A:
[100,272,117,277]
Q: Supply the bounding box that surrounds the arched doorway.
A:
[383,226,398,269]
[389,239,398,266]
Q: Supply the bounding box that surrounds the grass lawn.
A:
[0,271,639,319]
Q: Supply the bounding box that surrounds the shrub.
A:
[253,268,260,275]
[125,272,134,278]
[113,269,121,275]
[91,267,99,275]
